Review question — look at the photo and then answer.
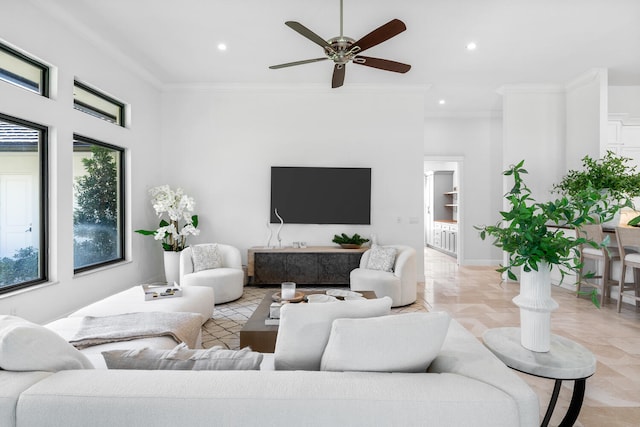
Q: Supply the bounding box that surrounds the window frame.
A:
[72,134,126,274]
[73,80,125,127]
[0,112,48,294]
[0,43,49,97]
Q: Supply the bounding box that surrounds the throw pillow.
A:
[320,311,451,373]
[273,296,393,371]
[191,244,222,272]
[102,343,263,370]
[366,245,397,272]
[0,315,94,371]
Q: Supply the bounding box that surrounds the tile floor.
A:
[202,248,640,427]
[424,248,640,427]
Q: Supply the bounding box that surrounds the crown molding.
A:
[161,82,432,95]
[28,0,164,90]
[424,110,502,119]
[565,68,606,92]
[609,113,640,125]
[496,84,565,95]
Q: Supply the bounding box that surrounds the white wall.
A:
[160,87,426,278]
[609,86,640,117]
[0,1,163,323]
[565,69,607,170]
[502,86,566,202]
[423,114,503,265]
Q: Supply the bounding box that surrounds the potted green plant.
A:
[553,151,640,223]
[476,161,606,352]
[332,233,369,249]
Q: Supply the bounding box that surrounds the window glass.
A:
[73,135,125,271]
[0,113,47,292]
[0,44,48,96]
[73,81,125,126]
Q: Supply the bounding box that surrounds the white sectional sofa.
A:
[0,285,539,427]
[44,285,215,368]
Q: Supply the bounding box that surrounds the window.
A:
[73,80,125,126]
[73,135,125,272]
[0,43,49,96]
[0,113,48,293]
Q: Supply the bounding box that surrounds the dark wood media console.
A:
[247,246,368,285]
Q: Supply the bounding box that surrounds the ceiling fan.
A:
[269,0,411,88]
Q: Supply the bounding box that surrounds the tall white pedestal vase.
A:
[512,262,559,352]
[163,251,181,285]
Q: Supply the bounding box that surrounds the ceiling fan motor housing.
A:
[325,36,359,65]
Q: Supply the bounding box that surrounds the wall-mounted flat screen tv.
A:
[270,166,371,225]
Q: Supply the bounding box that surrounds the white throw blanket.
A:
[69,312,202,349]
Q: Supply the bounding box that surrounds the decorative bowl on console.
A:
[332,233,369,249]
[339,243,362,249]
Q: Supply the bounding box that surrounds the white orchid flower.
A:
[141,185,200,251]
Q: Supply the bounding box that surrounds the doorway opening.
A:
[424,157,463,264]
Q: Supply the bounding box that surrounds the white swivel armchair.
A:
[350,245,417,307]
[179,243,244,304]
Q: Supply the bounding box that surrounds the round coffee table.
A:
[483,327,596,427]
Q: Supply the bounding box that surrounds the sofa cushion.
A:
[0,370,53,427]
[102,343,262,370]
[191,244,222,272]
[320,312,450,373]
[274,296,392,371]
[366,245,397,272]
[0,315,93,371]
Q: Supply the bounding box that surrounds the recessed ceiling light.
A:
[439,99,446,105]
[466,42,477,51]
[217,43,227,51]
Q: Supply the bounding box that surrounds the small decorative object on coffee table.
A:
[483,327,596,427]
[272,282,305,303]
[281,282,296,300]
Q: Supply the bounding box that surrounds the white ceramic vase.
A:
[163,251,181,285]
[512,262,559,352]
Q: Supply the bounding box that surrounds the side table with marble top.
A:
[483,327,596,427]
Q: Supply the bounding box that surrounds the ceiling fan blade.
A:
[332,64,346,88]
[350,19,407,54]
[269,57,329,69]
[285,21,335,54]
[353,56,411,73]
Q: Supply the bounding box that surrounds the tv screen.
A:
[270,167,371,225]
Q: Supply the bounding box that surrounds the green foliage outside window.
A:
[73,144,120,269]
[0,247,38,287]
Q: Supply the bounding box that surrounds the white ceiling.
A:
[33,0,640,112]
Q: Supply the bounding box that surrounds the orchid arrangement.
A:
[135,185,200,252]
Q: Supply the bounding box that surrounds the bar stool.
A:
[614,226,640,312]
[577,223,619,307]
